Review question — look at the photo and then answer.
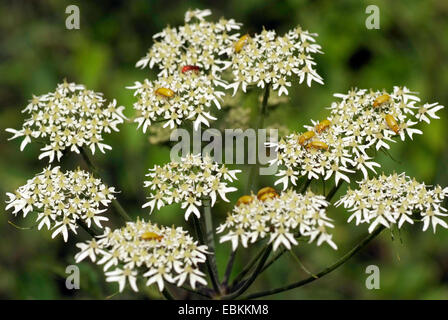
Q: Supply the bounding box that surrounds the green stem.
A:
[325,182,343,202]
[202,198,220,287]
[300,178,312,193]
[222,244,272,300]
[260,247,287,273]
[256,83,271,130]
[77,220,102,238]
[250,181,346,286]
[179,285,212,298]
[79,147,98,174]
[241,226,385,299]
[111,198,132,222]
[246,84,271,194]
[230,244,267,289]
[192,216,220,294]
[79,147,132,222]
[289,250,317,279]
[259,234,303,274]
[161,288,174,300]
[222,250,237,289]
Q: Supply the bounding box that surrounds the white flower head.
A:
[6,80,126,162]
[136,9,241,78]
[75,219,209,292]
[143,154,240,220]
[217,187,337,251]
[335,173,448,234]
[128,72,225,131]
[228,26,324,96]
[5,166,117,242]
[270,87,444,188]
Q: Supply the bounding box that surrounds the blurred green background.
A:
[1,0,448,299]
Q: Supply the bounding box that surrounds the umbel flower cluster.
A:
[228,27,323,96]
[75,220,209,292]
[6,79,126,162]
[135,8,241,79]
[217,187,336,251]
[130,9,241,131]
[130,9,323,131]
[143,153,240,220]
[271,87,445,189]
[129,72,226,130]
[336,173,448,233]
[5,166,117,241]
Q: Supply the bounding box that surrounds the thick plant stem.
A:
[192,216,220,294]
[300,178,312,193]
[230,244,267,289]
[326,182,343,201]
[246,84,271,194]
[161,288,174,300]
[77,220,102,238]
[255,83,271,130]
[79,147,132,222]
[222,250,237,288]
[259,234,303,274]
[241,226,385,299]
[111,199,132,222]
[179,285,212,298]
[79,147,98,174]
[202,198,220,287]
[227,84,271,294]
[222,244,272,300]
[260,247,287,273]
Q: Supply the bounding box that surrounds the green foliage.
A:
[1,0,447,299]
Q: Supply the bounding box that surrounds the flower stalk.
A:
[246,83,271,194]
[192,216,220,294]
[241,226,385,299]
[79,147,132,222]
[202,198,220,290]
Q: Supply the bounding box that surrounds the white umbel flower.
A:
[136,8,241,79]
[75,219,209,292]
[217,188,337,251]
[143,154,240,220]
[335,173,448,233]
[330,87,443,147]
[128,72,225,131]
[5,166,117,242]
[270,87,444,188]
[6,79,126,162]
[228,27,324,96]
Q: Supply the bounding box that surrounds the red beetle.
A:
[181,65,200,74]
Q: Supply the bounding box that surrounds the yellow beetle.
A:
[385,114,399,133]
[316,119,331,133]
[373,94,390,108]
[307,140,329,150]
[235,34,250,53]
[257,187,279,201]
[298,131,315,145]
[155,87,175,98]
[141,232,163,241]
[236,195,254,207]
